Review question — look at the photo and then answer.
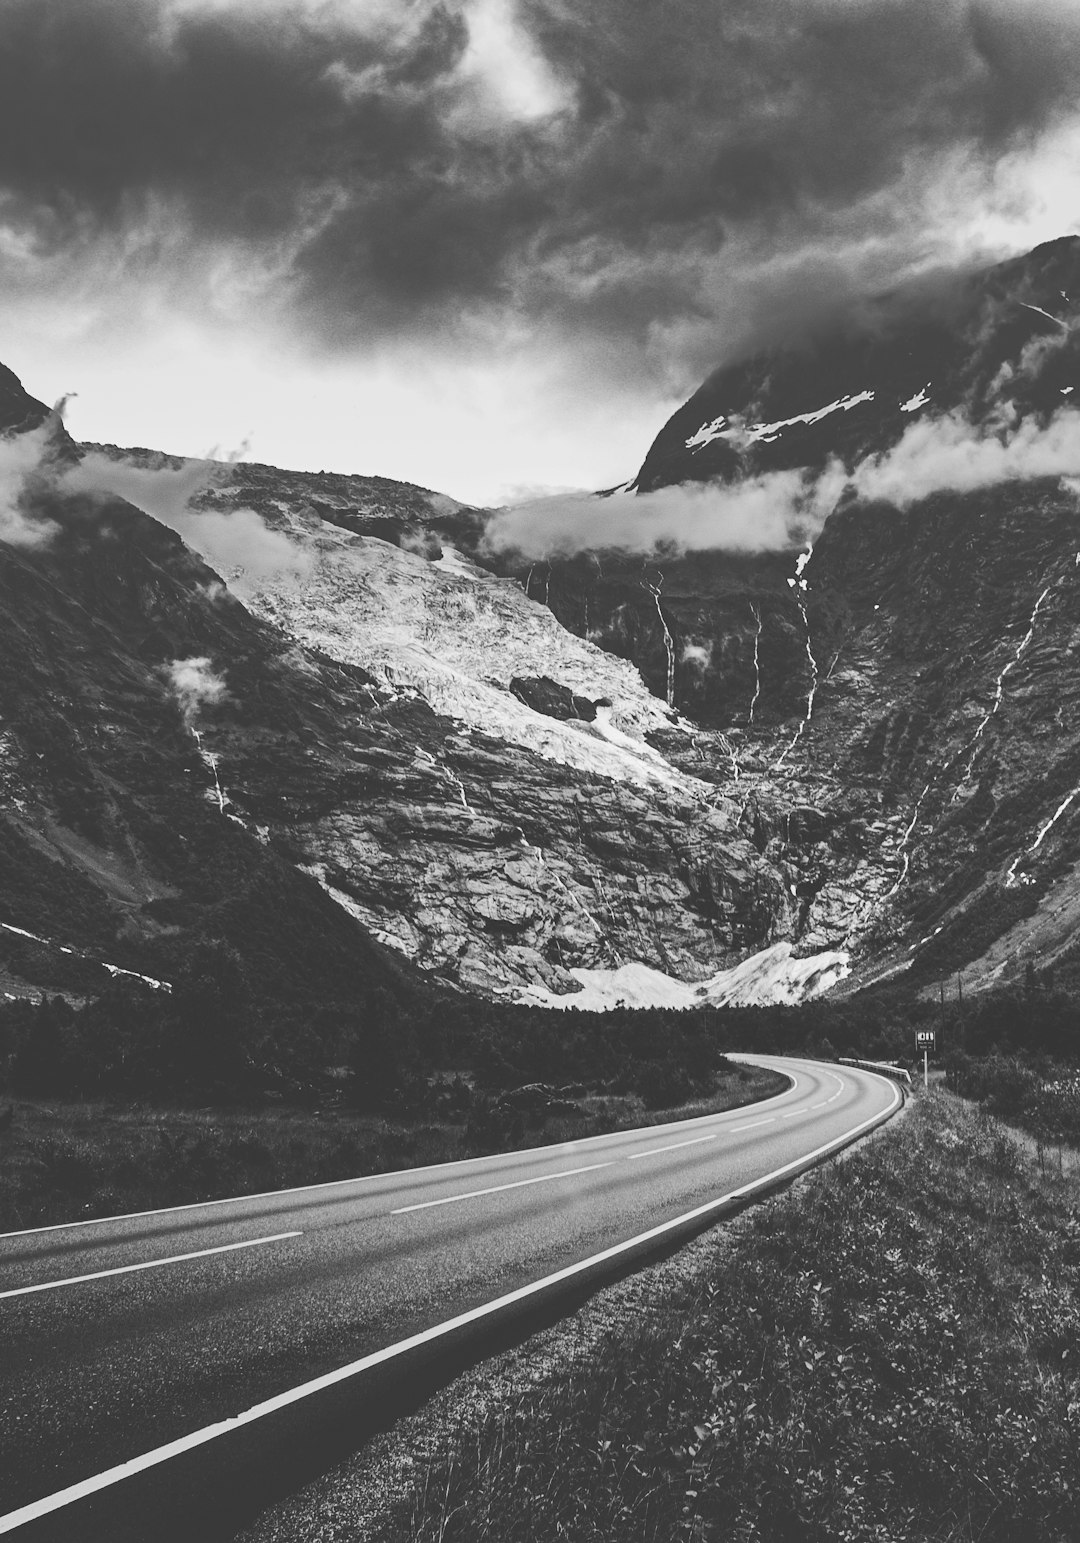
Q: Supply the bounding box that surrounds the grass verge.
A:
[328,1092,1080,1543]
[0,1063,786,1232]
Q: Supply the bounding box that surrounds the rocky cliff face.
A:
[634,235,1080,493]
[1,385,829,1009]
[6,235,1080,1009]
[458,237,1080,998]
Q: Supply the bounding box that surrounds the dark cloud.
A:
[2,0,1080,386]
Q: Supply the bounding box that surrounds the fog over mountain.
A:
[6,236,1080,1017]
[5,8,1080,1018]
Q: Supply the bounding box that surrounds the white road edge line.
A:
[0,1065,899,1536]
[0,1070,800,1243]
[627,1133,717,1160]
[0,1233,301,1300]
[391,1163,612,1214]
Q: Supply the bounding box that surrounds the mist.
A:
[483,468,846,559]
[485,402,1080,559]
[64,452,313,583]
[852,406,1080,507]
[0,420,64,548]
[166,657,228,724]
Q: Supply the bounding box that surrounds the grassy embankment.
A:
[0,1062,785,1232]
[365,1092,1080,1543]
[948,1051,1080,1150]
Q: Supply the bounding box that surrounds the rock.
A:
[509,676,597,721]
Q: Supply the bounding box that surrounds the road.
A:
[0,1055,900,1540]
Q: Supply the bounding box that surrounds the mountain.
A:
[477,236,1080,999]
[4,235,1080,1016]
[634,234,1080,493]
[0,378,842,1019]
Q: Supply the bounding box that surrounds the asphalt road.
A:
[0,1055,899,1540]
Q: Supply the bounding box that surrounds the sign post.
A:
[915,1028,936,1089]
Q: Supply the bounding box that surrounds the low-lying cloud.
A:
[0,424,314,584]
[166,656,227,724]
[62,451,313,583]
[679,640,713,671]
[851,406,1080,508]
[486,404,1080,557]
[0,419,65,547]
[484,468,846,558]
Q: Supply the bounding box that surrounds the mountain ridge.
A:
[5,234,1080,1012]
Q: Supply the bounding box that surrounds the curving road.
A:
[0,1055,900,1541]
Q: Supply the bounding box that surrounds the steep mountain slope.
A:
[8,234,1080,1011]
[1,376,842,1009]
[634,235,1080,493]
[471,237,1080,996]
[0,432,434,1028]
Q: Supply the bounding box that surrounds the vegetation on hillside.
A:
[948,1053,1080,1148]
[0,1061,785,1232]
[4,954,1078,1112]
[0,960,738,1108]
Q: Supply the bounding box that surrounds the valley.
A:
[4,201,1080,1543]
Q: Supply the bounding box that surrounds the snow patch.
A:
[1019,301,1069,333]
[432,544,490,579]
[235,524,703,795]
[685,391,875,452]
[0,921,170,990]
[955,578,1054,788]
[519,941,849,1011]
[1005,781,1080,886]
[900,384,931,413]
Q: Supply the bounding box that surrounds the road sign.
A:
[915,1028,936,1090]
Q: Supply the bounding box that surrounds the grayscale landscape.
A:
[3,2,1080,1539]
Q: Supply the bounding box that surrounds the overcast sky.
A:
[2,0,1080,505]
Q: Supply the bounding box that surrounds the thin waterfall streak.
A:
[789,544,818,723]
[955,579,1054,792]
[642,572,676,708]
[884,781,931,900]
[771,719,806,771]
[748,602,762,725]
[1006,781,1080,885]
[191,727,226,815]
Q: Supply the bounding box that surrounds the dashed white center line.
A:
[391,1163,613,1215]
[729,1117,776,1132]
[0,1232,302,1300]
[628,1133,718,1160]
[781,1109,809,1118]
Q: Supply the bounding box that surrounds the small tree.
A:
[347,988,420,1107]
[11,997,76,1095]
[160,941,253,1096]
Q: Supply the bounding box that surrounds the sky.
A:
[2,0,1080,506]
